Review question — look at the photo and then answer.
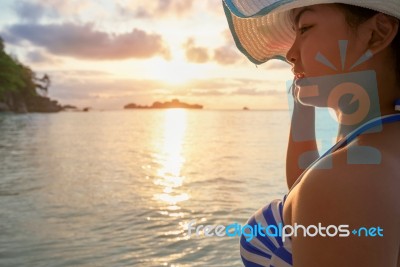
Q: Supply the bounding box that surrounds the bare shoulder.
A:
[295,142,400,225]
[288,145,400,266]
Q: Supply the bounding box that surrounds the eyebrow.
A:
[291,7,315,30]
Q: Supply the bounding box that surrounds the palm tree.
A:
[35,74,50,96]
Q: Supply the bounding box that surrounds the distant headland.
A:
[0,37,75,113]
[124,99,203,109]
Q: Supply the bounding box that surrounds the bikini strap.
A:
[320,113,400,158]
[284,113,400,199]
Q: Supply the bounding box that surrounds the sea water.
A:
[0,109,337,266]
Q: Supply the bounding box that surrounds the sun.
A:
[107,47,211,86]
[148,58,195,85]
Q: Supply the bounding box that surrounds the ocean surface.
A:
[0,109,338,267]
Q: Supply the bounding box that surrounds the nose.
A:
[285,42,298,65]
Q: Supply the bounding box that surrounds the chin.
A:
[297,89,329,107]
[294,78,329,108]
[296,70,379,125]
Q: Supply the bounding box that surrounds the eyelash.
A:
[298,26,312,35]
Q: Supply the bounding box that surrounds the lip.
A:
[294,71,306,79]
[291,67,305,78]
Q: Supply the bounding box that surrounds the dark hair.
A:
[336,3,400,81]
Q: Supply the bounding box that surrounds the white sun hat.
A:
[222,0,400,65]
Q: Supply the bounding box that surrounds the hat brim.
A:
[223,0,400,65]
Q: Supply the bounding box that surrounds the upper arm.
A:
[290,153,399,267]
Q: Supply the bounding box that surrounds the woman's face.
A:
[287,4,371,106]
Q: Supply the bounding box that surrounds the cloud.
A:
[182,35,244,65]
[46,70,113,77]
[190,89,226,96]
[117,0,194,19]
[26,50,62,64]
[211,30,245,65]
[41,0,92,16]
[14,1,49,22]
[157,0,193,16]
[42,71,289,110]
[265,59,291,70]
[47,74,168,109]
[213,45,242,65]
[17,0,92,18]
[5,23,170,60]
[171,88,227,96]
[183,38,210,64]
[231,88,282,96]
[172,87,282,97]
[167,78,286,97]
[222,29,235,43]
[11,0,97,23]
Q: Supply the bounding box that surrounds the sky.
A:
[0,0,295,110]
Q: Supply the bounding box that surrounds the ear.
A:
[367,13,399,54]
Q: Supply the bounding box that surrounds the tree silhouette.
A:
[0,37,4,51]
[0,46,25,95]
[0,36,54,98]
[35,74,50,96]
[0,36,63,112]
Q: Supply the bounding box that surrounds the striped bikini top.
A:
[240,113,400,267]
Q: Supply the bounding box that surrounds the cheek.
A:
[342,36,368,69]
[301,48,336,77]
[301,32,348,77]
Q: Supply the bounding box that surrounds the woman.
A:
[222,1,400,266]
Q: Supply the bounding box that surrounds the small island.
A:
[124,99,203,110]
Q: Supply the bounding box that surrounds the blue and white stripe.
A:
[240,198,292,267]
[240,113,400,266]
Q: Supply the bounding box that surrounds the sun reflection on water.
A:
[153,109,189,207]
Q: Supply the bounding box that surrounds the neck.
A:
[336,71,400,141]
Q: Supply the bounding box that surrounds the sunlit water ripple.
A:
[0,109,337,266]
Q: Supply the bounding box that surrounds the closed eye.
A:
[298,25,312,35]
